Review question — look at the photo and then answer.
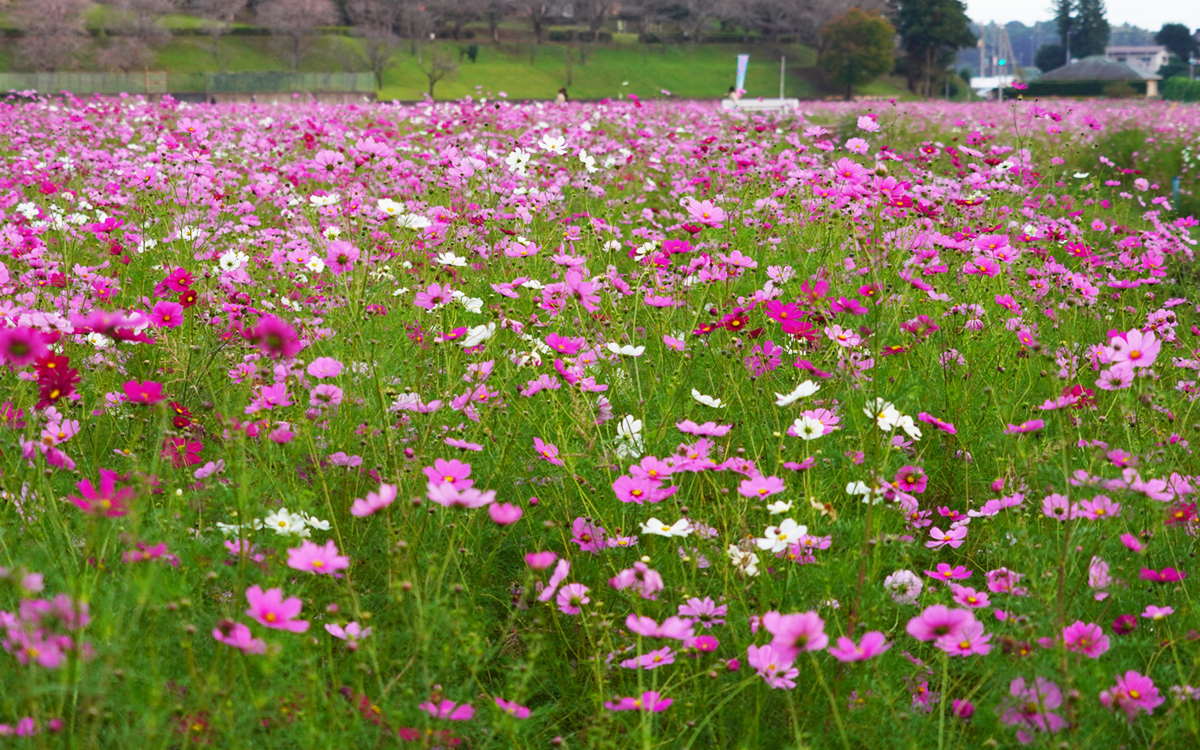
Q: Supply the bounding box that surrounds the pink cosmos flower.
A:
[149,300,184,329]
[620,646,675,670]
[426,482,494,508]
[609,562,664,599]
[604,691,672,712]
[488,503,523,525]
[1062,621,1109,658]
[1120,533,1144,551]
[422,459,473,489]
[676,420,732,436]
[926,525,968,549]
[936,619,991,656]
[0,326,47,366]
[678,596,727,628]
[948,584,990,609]
[350,483,397,516]
[247,314,302,360]
[244,586,309,632]
[1141,605,1174,620]
[537,559,571,602]
[1004,419,1044,435]
[746,644,799,689]
[212,620,267,655]
[1139,567,1186,583]
[325,240,360,274]
[762,610,828,660]
[1100,671,1164,722]
[524,551,557,570]
[419,700,474,721]
[494,697,530,718]
[737,475,785,499]
[286,540,350,576]
[828,631,891,662]
[556,583,590,615]
[906,605,975,642]
[625,614,694,640]
[306,357,343,378]
[533,437,565,466]
[1000,677,1066,739]
[1109,329,1160,370]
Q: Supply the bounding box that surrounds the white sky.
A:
[964,0,1200,32]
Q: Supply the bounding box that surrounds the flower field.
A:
[0,92,1198,747]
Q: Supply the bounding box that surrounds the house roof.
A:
[1037,55,1160,82]
[1104,45,1167,55]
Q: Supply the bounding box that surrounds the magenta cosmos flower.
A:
[1000,677,1066,739]
[123,380,166,404]
[906,605,975,642]
[533,437,565,466]
[1100,671,1164,722]
[420,700,473,721]
[244,586,309,632]
[1061,621,1109,658]
[422,458,472,489]
[524,551,557,570]
[0,326,47,367]
[68,469,134,517]
[746,644,799,689]
[936,619,991,657]
[212,620,266,655]
[488,503,523,525]
[604,691,672,712]
[494,697,530,718]
[286,540,350,575]
[828,631,891,662]
[556,583,590,615]
[149,300,184,329]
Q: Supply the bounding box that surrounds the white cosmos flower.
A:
[792,416,824,440]
[305,256,326,274]
[766,499,793,515]
[309,193,340,207]
[607,343,645,356]
[774,380,820,406]
[755,518,806,553]
[396,214,432,229]
[578,149,598,173]
[640,518,691,538]
[847,480,886,505]
[691,389,725,408]
[603,239,622,252]
[436,252,467,267]
[460,323,495,348]
[538,134,568,155]
[726,545,760,577]
[864,398,901,430]
[897,414,922,440]
[263,507,308,536]
[377,198,403,216]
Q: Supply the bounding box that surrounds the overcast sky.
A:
[964,0,1200,32]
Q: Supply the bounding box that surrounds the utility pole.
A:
[779,56,785,99]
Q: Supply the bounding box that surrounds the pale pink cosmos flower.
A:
[524,551,557,570]
[537,559,571,602]
[828,631,891,662]
[609,562,664,599]
[488,503,523,525]
[306,357,343,378]
[422,459,473,489]
[926,525,968,549]
[350,483,397,516]
[1109,329,1160,370]
[556,583,590,615]
[678,596,726,628]
[625,614,694,640]
[604,691,672,712]
[286,540,350,576]
[746,644,799,689]
[762,611,828,660]
[324,621,371,650]
[620,646,675,670]
[1142,605,1174,620]
[426,482,494,508]
[532,437,565,466]
[244,586,309,632]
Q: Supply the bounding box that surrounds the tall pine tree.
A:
[1073,0,1110,58]
[1052,0,1075,60]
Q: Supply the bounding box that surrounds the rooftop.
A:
[1037,55,1160,82]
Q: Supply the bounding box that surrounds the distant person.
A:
[555,87,568,104]
[727,86,742,101]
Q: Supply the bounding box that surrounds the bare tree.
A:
[258,0,339,70]
[525,0,551,43]
[574,0,612,39]
[399,0,435,58]
[437,0,476,39]
[195,0,249,69]
[9,0,91,71]
[680,0,722,42]
[478,0,514,42]
[346,0,401,87]
[97,0,177,72]
[420,47,458,96]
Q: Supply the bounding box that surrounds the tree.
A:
[818,8,894,100]
[420,47,458,96]
[1156,23,1199,62]
[195,0,250,70]
[1072,0,1109,57]
[895,0,976,97]
[347,0,402,88]
[1034,43,1066,71]
[258,0,339,70]
[525,0,551,43]
[1052,0,1074,59]
[98,0,177,72]
[478,0,515,42]
[9,0,91,71]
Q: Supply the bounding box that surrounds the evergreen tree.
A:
[1052,0,1075,59]
[896,0,976,97]
[1073,0,1110,58]
[819,9,896,101]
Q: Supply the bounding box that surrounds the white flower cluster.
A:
[215,507,330,538]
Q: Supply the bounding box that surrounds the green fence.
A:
[0,72,376,95]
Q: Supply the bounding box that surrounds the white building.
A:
[1105,46,1169,77]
